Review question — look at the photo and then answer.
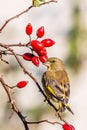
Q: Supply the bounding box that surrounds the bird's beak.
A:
[43,61,50,67]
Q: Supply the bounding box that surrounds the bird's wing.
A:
[42,70,70,102]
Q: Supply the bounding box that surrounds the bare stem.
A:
[27,119,62,125]
[0,0,57,32]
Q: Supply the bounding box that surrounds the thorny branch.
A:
[0,77,29,130]
[0,76,65,130]
[0,0,57,32]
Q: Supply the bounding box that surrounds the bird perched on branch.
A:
[42,57,74,114]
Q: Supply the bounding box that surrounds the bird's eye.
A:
[51,60,56,63]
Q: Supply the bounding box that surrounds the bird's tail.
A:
[58,102,74,115]
[65,104,74,115]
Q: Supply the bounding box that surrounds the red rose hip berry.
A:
[41,38,55,47]
[36,26,44,38]
[39,54,48,63]
[17,81,28,88]
[35,48,47,56]
[23,53,34,61]
[31,40,44,51]
[32,56,39,66]
[62,124,75,130]
[26,23,33,35]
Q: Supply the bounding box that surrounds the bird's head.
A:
[43,57,65,71]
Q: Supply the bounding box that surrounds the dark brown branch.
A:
[0,0,57,32]
[27,119,62,125]
[0,76,29,130]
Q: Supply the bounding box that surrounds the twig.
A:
[27,119,62,125]
[0,0,57,32]
[5,43,27,47]
[0,76,29,130]
[0,49,22,56]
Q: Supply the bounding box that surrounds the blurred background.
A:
[0,0,87,130]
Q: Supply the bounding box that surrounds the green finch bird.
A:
[42,57,73,114]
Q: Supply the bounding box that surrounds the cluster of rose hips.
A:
[22,23,55,66]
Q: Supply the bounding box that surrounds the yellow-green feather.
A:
[47,85,56,97]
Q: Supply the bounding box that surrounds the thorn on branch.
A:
[1,58,9,64]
